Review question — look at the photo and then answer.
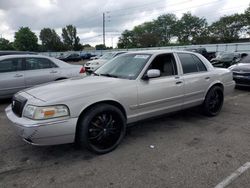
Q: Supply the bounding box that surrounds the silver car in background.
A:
[84,51,126,73]
[5,50,235,154]
[0,55,86,99]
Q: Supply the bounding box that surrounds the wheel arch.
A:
[205,82,224,98]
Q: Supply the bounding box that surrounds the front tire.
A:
[76,104,126,154]
[203,86,224,116]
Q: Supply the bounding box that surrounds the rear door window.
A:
[25,58,57,70]
[191,55,207,72]
[0,58,23,73]
[178,53,207,74]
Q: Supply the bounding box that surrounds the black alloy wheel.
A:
[77,104,126,154]
[203,86,224,116]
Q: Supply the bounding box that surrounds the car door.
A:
[176,52,213,108]
[0,58,25,98]
[136,53,184,118]
[24,57,59,88]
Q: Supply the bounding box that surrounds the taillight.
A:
[79,67,85,74]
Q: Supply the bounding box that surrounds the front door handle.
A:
[205,77,210,80]
[50,70,58,73]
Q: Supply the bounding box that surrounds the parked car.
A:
[90,54,102,60]
[84,51,126,73]
[5,50,235,154]
[229,54,250,87]
[211,52,241,68]
[58,53,82,62]
[185,48,216,61]
[0,54,86,99]
[0,51,37,56]
[80,53,96,60]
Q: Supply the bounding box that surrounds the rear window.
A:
[0,58,23,73]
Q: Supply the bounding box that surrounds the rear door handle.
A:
[14,74,23,78]
[205,77,210,80]
[50,70,58,73]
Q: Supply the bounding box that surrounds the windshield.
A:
[239,55,250,63]
[100,52,116,60]
[95,54,151,79]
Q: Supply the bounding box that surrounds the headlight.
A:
[23,105,70,120]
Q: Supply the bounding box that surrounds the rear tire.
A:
[76,104,126,154]
[203,86,224,116]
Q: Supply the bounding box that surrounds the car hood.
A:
[231,63,250,72]
[23,76,130,102]
[87,59,107,64]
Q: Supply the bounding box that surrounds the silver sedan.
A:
[0,54,86,99]
[5,50,235,154]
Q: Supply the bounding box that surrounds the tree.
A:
[14,27,38,51]
[0,38,15,50]
[39,28,64,51]
[61,25,81,51]
[155,14,177,45]
[175,12,208,44]
[209,14,245,43]
[137,33,160,47]
[117,30,137,49]
[243,4,250,36]
[95,44,106,50]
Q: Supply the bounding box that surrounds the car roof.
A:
[0,54,52,61]
[121,49,197,55]
[0,51,37,56]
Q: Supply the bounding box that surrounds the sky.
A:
[0,0,249,48]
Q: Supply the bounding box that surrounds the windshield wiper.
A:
[99,73,118,78]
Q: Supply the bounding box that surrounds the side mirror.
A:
[143,69,161,80]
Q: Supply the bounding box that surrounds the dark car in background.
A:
[185,48,216,61]
[211,52,241,68]
[80,53,96,60]
[229,54,250,87]
[58,53,82,62]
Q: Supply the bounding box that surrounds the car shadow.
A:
[0,98,11,105]
[126,107,207,138]
[0,106,213,177]
[235,86,250,91]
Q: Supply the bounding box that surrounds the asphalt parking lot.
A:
[0,88,250,188]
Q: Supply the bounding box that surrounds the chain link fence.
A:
[39,42,250,57]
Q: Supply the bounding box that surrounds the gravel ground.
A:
[0,88,250,188]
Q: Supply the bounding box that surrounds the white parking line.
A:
[215,162,250,188]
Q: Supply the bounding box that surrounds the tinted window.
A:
[178,53,198,74]
[149,54,177,77]
[191,55,207,71]
[25,58,57,70]
[0,58,23,73]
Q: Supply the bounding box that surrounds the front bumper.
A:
[84,64,100,72]
[233,76,250,87]
[5,105,78,146]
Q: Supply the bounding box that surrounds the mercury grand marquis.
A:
[5,50,235,154]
